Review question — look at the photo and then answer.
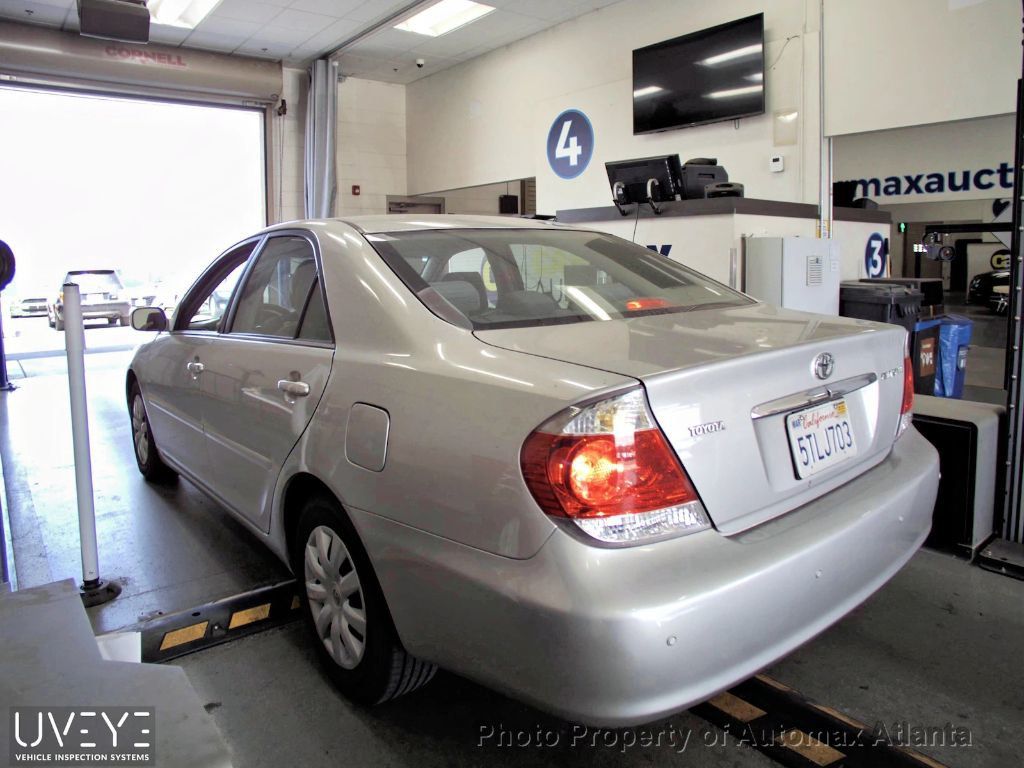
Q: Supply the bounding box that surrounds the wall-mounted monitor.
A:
[632,13,765,135]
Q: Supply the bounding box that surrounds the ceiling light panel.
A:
[395,0,495,37]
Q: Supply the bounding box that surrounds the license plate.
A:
[786,399,857,479]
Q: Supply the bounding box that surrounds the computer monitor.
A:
[605,155,683,213]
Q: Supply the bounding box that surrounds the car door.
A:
[197,233,334,531]
[142,242,255,479]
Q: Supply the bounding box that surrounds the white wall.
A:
[337,77,407,216]
[406,0,821,215]
[275,67,306,224]
[834,115,1015,203]
[824,0,1019,136]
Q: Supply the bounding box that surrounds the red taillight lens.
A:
[524,428,699,519]
[521,389,710,544]
[901,356,914,414]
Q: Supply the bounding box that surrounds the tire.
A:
[129,382,177,483]
[108,317,118,326]
[47,314,55,328]
[291,495,435,705]
[54,315,64,331]
[119,314,130,327]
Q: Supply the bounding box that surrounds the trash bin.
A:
[936,315,973,398]
[912,318,941,395]
[839,282,923,333]
[861,277,944,316]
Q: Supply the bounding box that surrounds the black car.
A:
[967,270,1009,307]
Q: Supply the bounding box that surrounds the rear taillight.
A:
[521,388,710,544]
[897,355,914,440]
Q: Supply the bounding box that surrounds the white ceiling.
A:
[0,0,623,83]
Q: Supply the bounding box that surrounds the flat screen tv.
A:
[633,13,765,135]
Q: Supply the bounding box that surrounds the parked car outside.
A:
[967,269,1009,308]
[48,269,131,330]
[126,216,939,726]
[9,290,49,318]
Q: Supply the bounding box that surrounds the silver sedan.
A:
[127,216,939,725]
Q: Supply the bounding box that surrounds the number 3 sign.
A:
[546,109,594,180]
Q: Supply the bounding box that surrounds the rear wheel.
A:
[291,495,435,705]
[119,314,130,327]
[54,315,64,331]
[129,382,177,483]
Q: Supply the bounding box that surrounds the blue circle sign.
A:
[546,109,594,180]
[865,232,888,278]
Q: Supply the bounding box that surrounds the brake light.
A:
[901,356,914,414]
[896,356,914,440]
[625,297,672,311]
[521,389,710,544]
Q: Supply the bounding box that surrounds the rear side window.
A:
[366,229,752,330]
[64,271,122,292]
[230,236,318,338]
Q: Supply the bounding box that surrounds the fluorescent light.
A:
[395,0,495,37]
[777,111,798,122]
[149,0,222,29]
[746,72,763,82]
[700,43,763,66]
[706,84,763,99]
[633,85,664,98]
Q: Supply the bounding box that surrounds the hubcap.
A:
[131,395,149,465]
[304,525,366,669]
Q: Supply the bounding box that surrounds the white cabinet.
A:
[744,237,841,315]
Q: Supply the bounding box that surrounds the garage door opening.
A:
[0,86,265,362]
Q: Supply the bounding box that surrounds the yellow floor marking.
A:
[776,729,845,767]
[290,595,301,610]
[755,674,792,692]
[228,603,271,630]
[159,621,209,651]
[708,692,766,723]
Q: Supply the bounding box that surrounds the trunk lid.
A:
[477,303,908,534]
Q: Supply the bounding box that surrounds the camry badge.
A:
[813,352,835,380]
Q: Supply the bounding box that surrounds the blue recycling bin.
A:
[935,315,973,398]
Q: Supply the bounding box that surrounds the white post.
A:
[63,283,100,588]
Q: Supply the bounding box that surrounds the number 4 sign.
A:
[547,109,594,180]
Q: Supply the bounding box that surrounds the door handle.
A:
[277,379,310,397]
[186,361,204,375]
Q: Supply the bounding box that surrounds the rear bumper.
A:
[55,302,130,320]
[351,428,939,726]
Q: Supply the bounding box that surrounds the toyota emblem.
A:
[813,352,835,380]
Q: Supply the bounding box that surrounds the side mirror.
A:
[131,307,168,332]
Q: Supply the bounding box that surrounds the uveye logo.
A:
[646,244,672,256]
[842,163,1014,198]
[10,707,154,764]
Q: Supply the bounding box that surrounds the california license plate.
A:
[786,399,857,479]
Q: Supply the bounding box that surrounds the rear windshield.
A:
[366,228,752,330]
[64,272,122,292]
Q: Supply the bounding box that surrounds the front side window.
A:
[367,229,752,330]
[176,242,256,332]
[230,236,319,338]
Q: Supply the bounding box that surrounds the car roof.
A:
[266,214,574,236]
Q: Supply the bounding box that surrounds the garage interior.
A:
[1,1,1023,767]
